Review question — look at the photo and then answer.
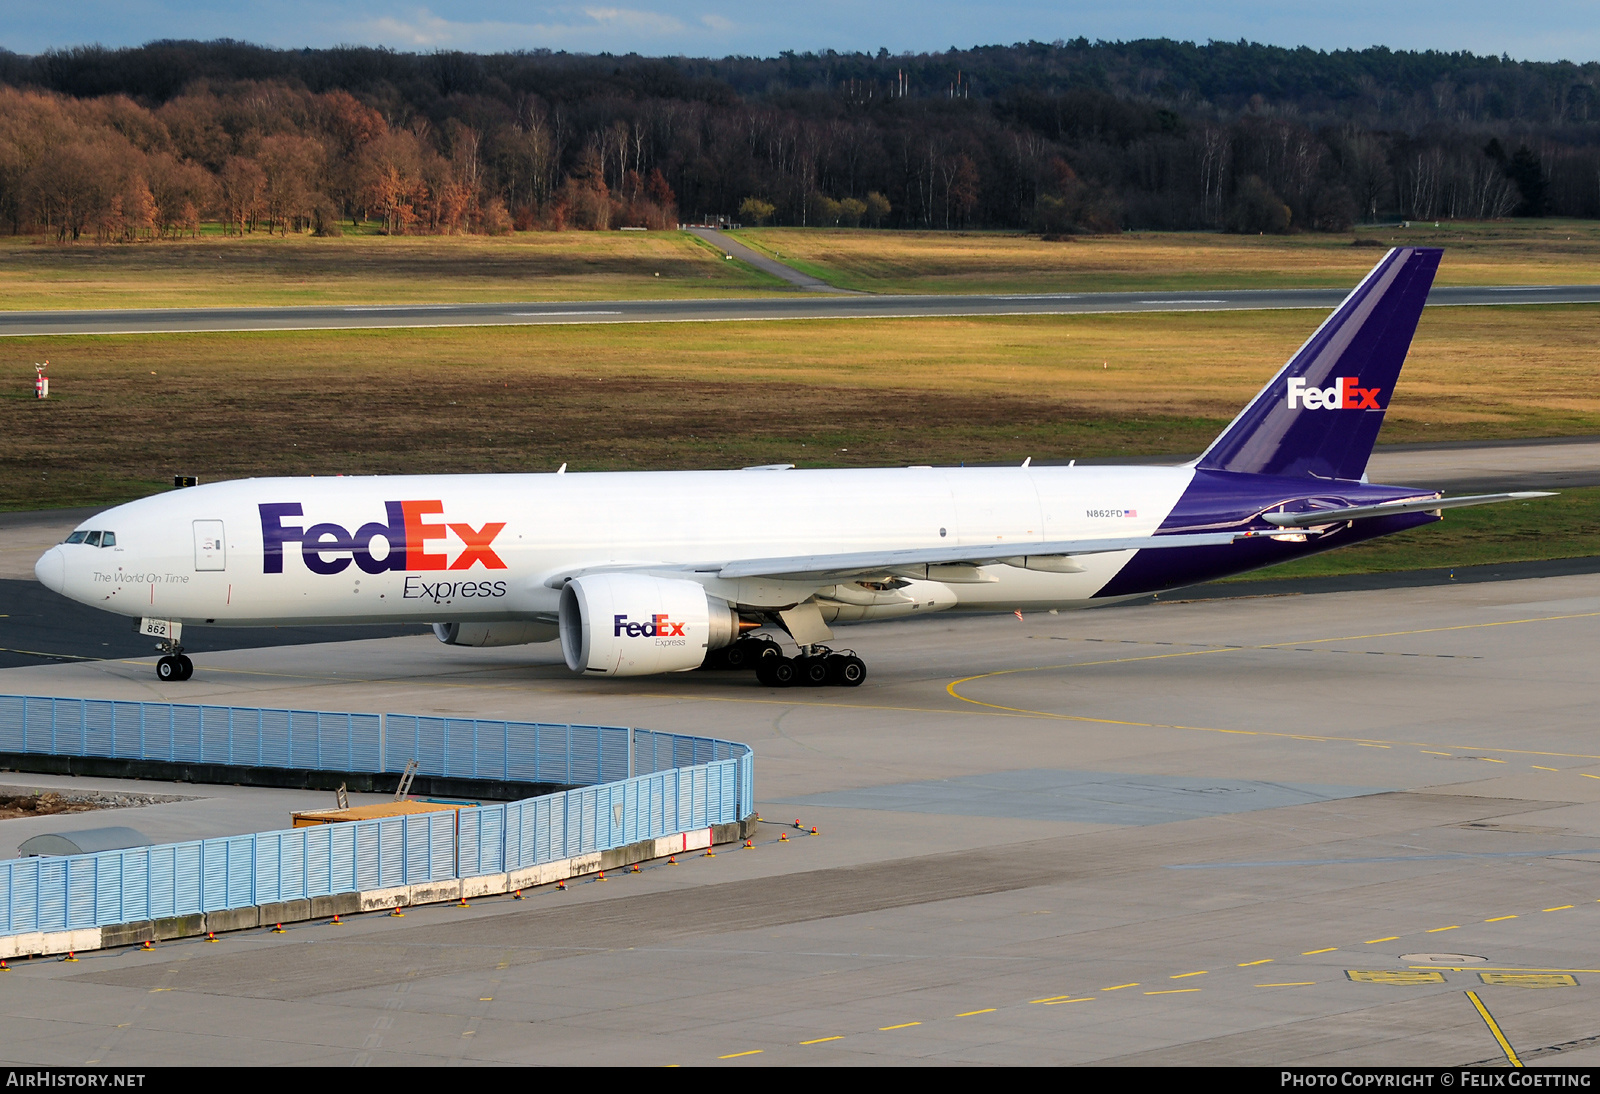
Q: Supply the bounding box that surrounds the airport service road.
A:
[2,572,1599,1066]
[3,283,1599,337]
[685,227,850,293]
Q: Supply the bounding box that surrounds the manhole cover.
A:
[1399,953,1488,964]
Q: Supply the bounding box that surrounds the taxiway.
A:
[4,284,1599,337]
[1,568,1597,1066]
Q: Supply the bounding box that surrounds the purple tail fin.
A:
[1195,247,1441,481]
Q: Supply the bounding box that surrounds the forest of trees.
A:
[0,38,1597,241]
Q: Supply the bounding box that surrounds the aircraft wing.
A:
[1261,492,1555,529]
[712,531,1268,582]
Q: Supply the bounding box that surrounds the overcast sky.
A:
[6,2,1598,64]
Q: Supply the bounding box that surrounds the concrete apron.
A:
[0,817,756,959]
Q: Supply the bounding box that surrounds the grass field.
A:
[5,219,1598,311]
[4,304,1596,520]
[736,219,1600,294]
[0,230,784,311]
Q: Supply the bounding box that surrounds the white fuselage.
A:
[37,465,1197,628]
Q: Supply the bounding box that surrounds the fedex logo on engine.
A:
[614,614,686,639]
[260,501,506,575]
[1286,376,1384,411]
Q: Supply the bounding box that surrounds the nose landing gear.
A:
[154,640,194,682]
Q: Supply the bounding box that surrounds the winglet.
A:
[1196,247,1442,481]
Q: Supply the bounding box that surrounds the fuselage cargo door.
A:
[194,520,226,571]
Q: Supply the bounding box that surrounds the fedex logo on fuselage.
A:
[260,501,507,575]
[614,614,685,638]
[1286,376,1384,411]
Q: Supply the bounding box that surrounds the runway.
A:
[4,283,1599,337]
[2,568,1598,1065]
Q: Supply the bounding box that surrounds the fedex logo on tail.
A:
[1286,377,1384,411]
[261,501,506,575]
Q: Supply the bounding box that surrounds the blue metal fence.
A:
[0,695,382,774]
[383,715,634,786]
[0,696,752,792]
[0,695,754,939]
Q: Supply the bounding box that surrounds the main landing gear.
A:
[702,636,865,688]
[154,640,193,682]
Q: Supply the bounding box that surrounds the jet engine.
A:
[559,573,741,676]
[433,621,559,647]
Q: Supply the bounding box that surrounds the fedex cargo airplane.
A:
[34,248,1548,687]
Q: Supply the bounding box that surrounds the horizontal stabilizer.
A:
[715,531,1271,582]
[1262,491,1556,528]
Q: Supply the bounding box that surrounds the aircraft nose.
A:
[34,546,66,594]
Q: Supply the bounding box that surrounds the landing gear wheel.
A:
[797,656,830,687]
[726,638,782,671]
[756,656,797,688]
[154,638,191,681]
[826,654,866,687]
[157,654,194,681]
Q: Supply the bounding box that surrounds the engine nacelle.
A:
[558,573,740,676]
[433,621,559,647]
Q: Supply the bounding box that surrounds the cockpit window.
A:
[101,531,116,547]
[84,531,102,547]
[65,531,89,544]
